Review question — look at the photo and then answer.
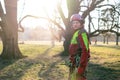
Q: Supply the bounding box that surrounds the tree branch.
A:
[90,28,120,37]
[57,3,66,25]
[82,0,105,19]
[19,15,65,33]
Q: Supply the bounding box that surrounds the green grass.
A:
[88,45,120,80]
[0,43,120,80]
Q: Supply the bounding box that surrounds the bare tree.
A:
[57,0,105,53]
[19,0,105,54]
[96,3,120,45]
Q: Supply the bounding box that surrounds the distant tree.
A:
[97,3,120,45]
[57,0,105,53]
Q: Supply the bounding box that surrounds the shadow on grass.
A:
[37,50,68,80]
[37,51,120,80]
[56,51,120,80]
[0,58,17,70]
[0,58,36,80]
[0,47,54,80]
[38,57,63,80]
[0,46,119,80]
[37,46,54,56]
[87,62,120,80]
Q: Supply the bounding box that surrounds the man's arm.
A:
[77,32,89,74]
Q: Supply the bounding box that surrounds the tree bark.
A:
[0,0,23,59]
[63,27,73,55]
[116,34,119,45]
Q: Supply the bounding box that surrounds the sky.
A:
[17,0,120,31]
[18,0,58,18]
[17,0,68,29]
[0,0,120,30]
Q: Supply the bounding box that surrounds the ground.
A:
[0,41,120,80]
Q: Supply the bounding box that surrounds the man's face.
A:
[71,20,83,30]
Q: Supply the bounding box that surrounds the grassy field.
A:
[0,43,120,80]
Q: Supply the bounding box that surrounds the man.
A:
[69,14,90,80]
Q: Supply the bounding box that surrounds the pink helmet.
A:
[70,14,84,23]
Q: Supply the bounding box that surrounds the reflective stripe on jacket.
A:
[69,28,90,74]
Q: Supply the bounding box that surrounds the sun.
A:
[18,0,59,28]
[18,0,58,18]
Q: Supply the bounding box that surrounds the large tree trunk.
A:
[63,27,73,55]
[62,20,74,55]
[0,0,23,59]
[1,26,23,59]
